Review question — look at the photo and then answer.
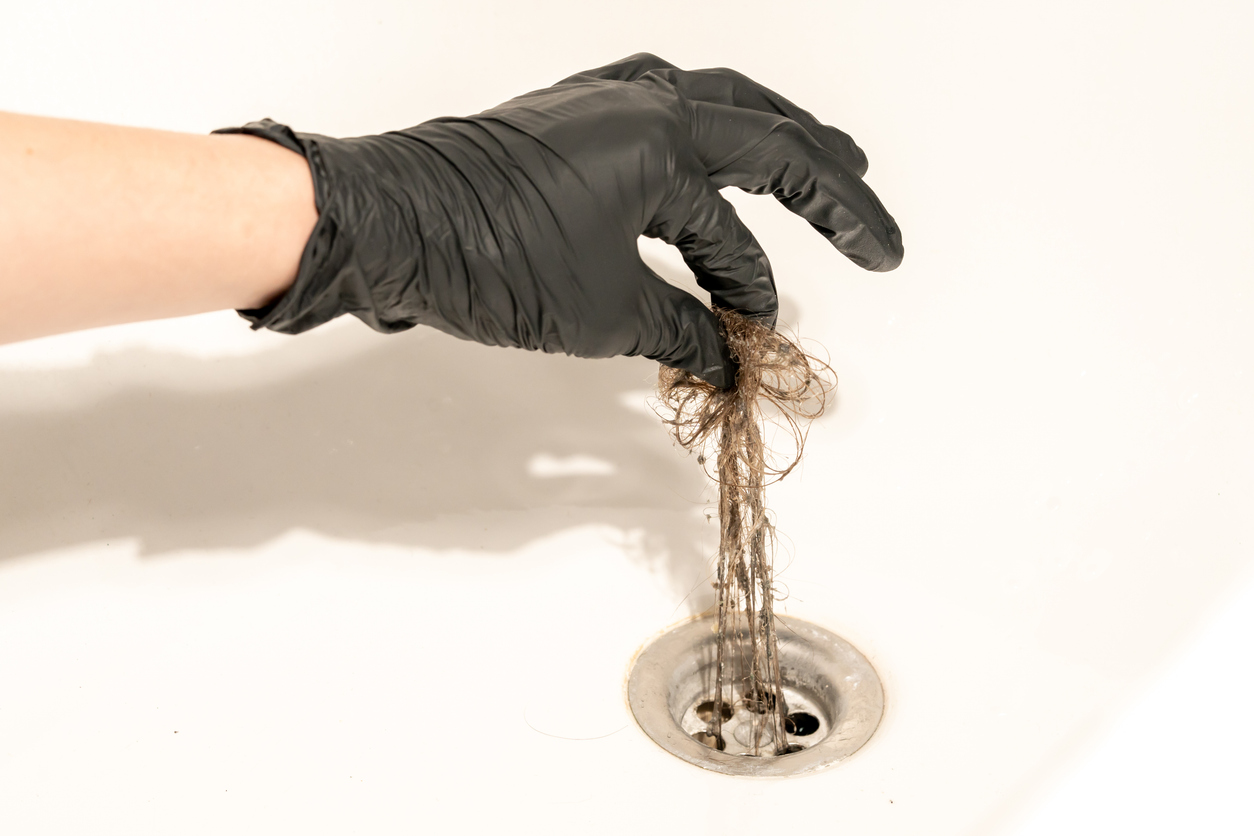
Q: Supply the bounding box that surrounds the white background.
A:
[1,1,1251,833]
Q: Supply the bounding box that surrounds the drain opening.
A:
[695,700,734,723]
[628,615,884,778]
[743,691,780,715]
[785,712,821,737]
[691,731,725,751]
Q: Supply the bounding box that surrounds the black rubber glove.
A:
[214,53,903,389]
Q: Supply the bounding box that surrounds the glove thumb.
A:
[636,276,737,390]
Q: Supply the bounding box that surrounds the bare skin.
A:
[0,111,317,345]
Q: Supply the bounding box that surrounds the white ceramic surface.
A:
[2,2,1250,833]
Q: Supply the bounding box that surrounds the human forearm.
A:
[0,111,316,345]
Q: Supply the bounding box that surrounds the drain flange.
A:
[626,615,884,777]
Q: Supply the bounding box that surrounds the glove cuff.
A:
[211,118,428,336]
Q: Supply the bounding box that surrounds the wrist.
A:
[207,131,317,311]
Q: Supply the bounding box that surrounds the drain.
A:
[626,615,884,777]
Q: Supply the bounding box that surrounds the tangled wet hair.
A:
[655,309,835,755]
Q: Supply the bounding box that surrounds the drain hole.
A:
[695,700,734,723]
[691,731,726,751]
[785,712,821,737]
[744,691,781,715]
[776,743,805,756]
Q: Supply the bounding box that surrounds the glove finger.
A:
[685,102,902,272]
[635,269,737,389]
[647,161,778,324]
[644,65,869,177]
[557,56,868,178]
[553,51,679,86]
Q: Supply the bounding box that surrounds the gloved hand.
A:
[214,53,903,388]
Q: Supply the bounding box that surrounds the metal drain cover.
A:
[626,614,884,777]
